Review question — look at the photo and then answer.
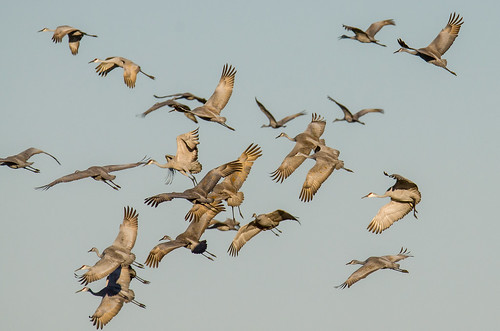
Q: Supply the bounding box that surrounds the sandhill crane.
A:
[182,144,261,223]
[228,209,299,256]
[139,98,197,123]
[363,172,421,234]
[86,254,150,285]
[394,13,463,75]
[208,218,240,231]
[145,201,224,267]
[296,140,353,202]
[335,248,412,289]
[38,25,97,55]
[211,144,262,219]
[339,19,395,47]
[271,113,326,183]
[146,128,202,185]
[154,92,207,104]
[89,57,155,88]
[327,96,384,125]
[76,266,145,329]
[186,64,237,131]
[144,160,242,207]
[36,158,148,190]
[75,207,143,286]
[1,147,60,173]
[255,98,306,128]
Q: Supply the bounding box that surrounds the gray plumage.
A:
[208,218,241,231]
[154,92,207,104]
[139,98,197,123]
[255,98,306,128]
[145,202,224,267]
[89,57,155,88]
[297,140,353,202]
[336,248,412,289]
[186,64,237,131]
[36,158,148,190]
[75,207,143,286]
[144,160,242,207]
[146,128,202,185]
[394,13,463,75]
[38,25,97,55]
[228,209,300,256]
[339,19,395,47]
[271,113,326,183]
[0,147,60,173]
[363,172,422,234]
[327,96,384,125]
[76,266,146,329]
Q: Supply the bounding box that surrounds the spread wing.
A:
[204,64,237,114]
[342,24,366,36]
[267,209,298,222]
[382,248,413,263]
[51,26,78,43]
[227,222,262,256]
[303,113,326,139]
[255,98,277,124]
[365,19,395,38]
[353,108,384,120]
[90,268,131,329]
[220,144,262,191]
[112,207,139,251]
[78,254,121,285]
[299,158,335,202]
[175,128,200,164]
[277,111,306,126]
[336,263,381,289]
[366,200,414,234]
[427,13,464,56]
[270,147,308,183]
[140,99,191,117]
[328,96,353,119]
[102,161,145,173]
[35,169,94,190]
[385,172,419,191]
[144,240,187,268]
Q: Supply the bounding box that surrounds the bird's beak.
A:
[393,49,401,54]
[37,29,44,32]
[75,288,86,293]
[361,193,371,199]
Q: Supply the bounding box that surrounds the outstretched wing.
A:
[342,24,366,36]
[255,98,277,125]
[112,206,139,251]
[78,255,121,285]
[144,240,186,268]
[227,222,262,256]
[277,111,306,126]
[94,57,123,77]
[102,161,145,173]
[366,200,414,234]
[35,169,94,190]
[365,19,395,38]
[327,96,353,119]
[427,12,463,56]
[382,248,413,263]
[385,172,418,191]
[221,144,262,191]
[140,99,191,118]
[299,158,335,202]
[175,128,200,164]
[204,64,237,114]
[336,263,381,289]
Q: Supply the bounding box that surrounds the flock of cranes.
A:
[1,11,462,328]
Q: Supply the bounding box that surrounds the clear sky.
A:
[1,1,498,330]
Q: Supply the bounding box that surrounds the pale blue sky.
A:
[1,1,498,330]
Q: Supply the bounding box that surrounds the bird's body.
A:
[147,128,202,185]
[154,92,207,104]
[394,13,463,75]
[271,113,326,183]
[228,209,299,256]
[363,172,421,234]
[0,147,60,173]
[145,202,224,267]
[211,144,262,219]
[187,64,236,130]
[36,159,147,190]
[298,141,353,202]
[336,248,412,289]
[339,19,395,47]
[89,57,155,88]
[76,266,146,329]
[327,96,384,125]
[144,160,242,207]
[38,25,97,55]
[75,207,143,286]
[255,98,306,128]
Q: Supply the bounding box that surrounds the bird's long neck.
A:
[352,260,365,265]
[339,35,354,40]
[149,159,170,169]
[398,48,418,56]
[278,133,295,142]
